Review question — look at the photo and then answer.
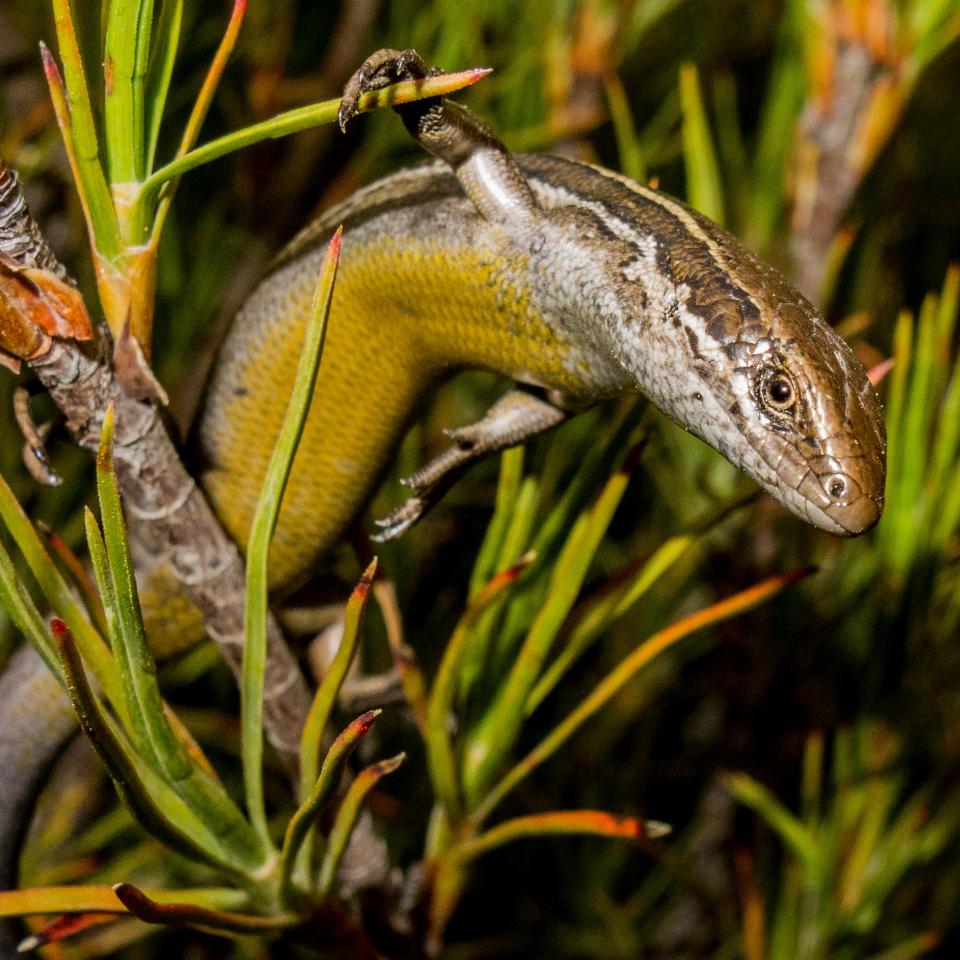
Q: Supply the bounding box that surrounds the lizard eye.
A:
[762,372,796,412]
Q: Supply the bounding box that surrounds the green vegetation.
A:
[1,0,959,956]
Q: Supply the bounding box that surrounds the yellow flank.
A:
[197,228,581,594]
[137,561,211,657]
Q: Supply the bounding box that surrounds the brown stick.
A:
[0,159,310,760]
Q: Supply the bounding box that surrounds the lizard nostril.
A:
[829,477,846,498]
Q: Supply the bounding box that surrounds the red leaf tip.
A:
[356,556,378,594]
[464,66,493,84]
[354,708,382,734]
[39,42,61,80]
[328,224,344,259]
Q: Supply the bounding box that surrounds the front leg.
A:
[339,48,539,223]
[374,388,580,541]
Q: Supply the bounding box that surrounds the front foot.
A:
[373,388,574,541]
[337,48,438,131]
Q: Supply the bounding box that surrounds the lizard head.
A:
[580,180,890,538]
[676,293,887,536]
[543,165,887,537]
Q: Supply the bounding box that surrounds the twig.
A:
[0,159,310,759]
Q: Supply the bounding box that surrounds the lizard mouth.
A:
[751,430,885,536]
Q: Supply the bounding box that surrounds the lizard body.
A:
[0,50,885,952]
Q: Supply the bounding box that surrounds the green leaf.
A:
[724,770,821,874]
[679,63,725,225]
[94,410,264,867]
[452,810,671,864]
[475,568,812,822]
[299,558,376,799]
[316,754,405,899]
[280,709,381,903]
[54,620,257,875]
[244,226,341,847]
[427,556,532,818]
[605,73,646,184]
[463,442,643,807]
[149,0,247,246]
[136,66,492,214]
[144,0,184,171]
[527,529,696,713]
[0,884,249,919]
[0,472,120,709]
[745,13,805,251]
[0,535,58,676]
[469,445,524,596]
[45,7,120,258]
[104,0,154,184]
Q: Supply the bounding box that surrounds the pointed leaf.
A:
[453,810,671,863]
[316,754,405,898]
[245,226,340,846]
[280,709,382,902]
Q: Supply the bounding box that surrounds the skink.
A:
[0,49,885,951]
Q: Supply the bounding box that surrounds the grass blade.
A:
[469,445,524,596]
[136,67,491,207]
[0,535,58,675]
[0,885,248,918]
[527,530,696,713]
[104,0,153,184]
[680,63,725,224]
[54,620,254,875]
[244,227,341,847]
[427,557,532,818]
[280,710,381,903]
[47,5,120,257]
[144,0,184,171]
[453,810,671,863]
[475,568,812,822]
[299,558,376,800]
[463,443,643,807]
[316,754,405,899]
[724,770,821,872]
[150,0,247,245]
[0,472,119,706]
[95,410,264,865]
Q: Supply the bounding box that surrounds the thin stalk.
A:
[104,0,153,184]
[39,40,119,259]
[150,0,248,245]
[279,710,381,904]
[243,228,341,848]
[315,754,405,899]
[95,412,264,865]
[451,810,671,863]
[299,559,376,800]
[144,0,184,170]
[0,473,119,707]
[133,68,491,222]
[426,556,532,818]
[463,444,642,807]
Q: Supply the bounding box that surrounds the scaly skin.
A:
[0,51,885,952]
[198,154,885,579]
